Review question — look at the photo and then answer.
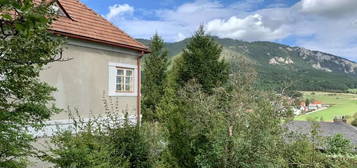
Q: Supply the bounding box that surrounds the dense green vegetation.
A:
[0,1,63,167]
[295,92,357,121]
[46,30,357,168]
[348,89,357,94]
[138,37,357,92]
[142,34,168,122]
[172,26,229,93]
[2,1,356,165]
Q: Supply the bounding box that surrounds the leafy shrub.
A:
[47,131,111,168]
[326,134,354,155]
[352,119,357,127]
[351,113,357,127]
[109,120,152,168]
[46,112,153,168]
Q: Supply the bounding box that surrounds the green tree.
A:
[142,34,168,122]
[0,0,63,167]
[174,26,228,93]
[305,98,311,106]
[160,57,294,167]
[326,134,353,155]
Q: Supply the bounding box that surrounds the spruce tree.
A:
[175,26,228,93]
[142,34,168,122]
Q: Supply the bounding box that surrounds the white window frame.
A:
[116,67,134,93]
[108,62,138,97]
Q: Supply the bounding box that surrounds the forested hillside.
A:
[138,38,357,91]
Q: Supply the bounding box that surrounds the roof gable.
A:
[50,0,148,53]
[51,1,72,19]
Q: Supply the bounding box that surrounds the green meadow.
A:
[295,91,357,121]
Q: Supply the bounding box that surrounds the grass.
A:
[295,91,357,122]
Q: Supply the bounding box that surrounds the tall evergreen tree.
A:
[175,26,228,93]
[142,34,168,122]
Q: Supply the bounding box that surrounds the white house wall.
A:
[40,38,140,121]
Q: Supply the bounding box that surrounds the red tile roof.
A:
[50,0,149,53]
[312,101,322,105]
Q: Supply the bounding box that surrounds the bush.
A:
[326,134,354,155]
[352,119,357,127]
[109,120,152,168]
[47,131,111,168]
[46,113,154,168]
[351,113,357,127]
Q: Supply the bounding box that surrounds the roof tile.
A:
[50,0,148,52]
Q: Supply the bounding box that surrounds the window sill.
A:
[108,92,138,97]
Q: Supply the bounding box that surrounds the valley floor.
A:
[295,91,357,122]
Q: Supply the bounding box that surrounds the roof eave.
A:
[50,30,151,54]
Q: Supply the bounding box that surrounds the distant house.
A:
[285,118,357,146]
[295,100,324,115]
[308,100,323,110]
[37,0,149,135]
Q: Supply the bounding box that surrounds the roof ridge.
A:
[68,0,146,49]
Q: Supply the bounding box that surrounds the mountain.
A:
[137,38,357,91]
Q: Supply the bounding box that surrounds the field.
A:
[295,91,357,121]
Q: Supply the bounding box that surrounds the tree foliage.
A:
[0,0,64,167]
[160,55,294,167]
[326,134,354,155]
[173,26,228,93]
[46,111,174,168]
[142,34,168,122]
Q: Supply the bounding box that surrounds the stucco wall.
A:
[40,39,140,120]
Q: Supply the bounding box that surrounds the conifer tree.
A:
[142,34,168,122]
[175,26,228,93]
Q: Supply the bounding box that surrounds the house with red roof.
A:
[39,0,149,126]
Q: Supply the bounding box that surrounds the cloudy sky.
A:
[81,0,357,61]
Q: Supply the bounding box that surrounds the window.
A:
[116,68,134,92]
[108,63,137,97]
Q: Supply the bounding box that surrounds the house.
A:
[285,118,357,147]
[308,100,322,110]
[37,0,149,134]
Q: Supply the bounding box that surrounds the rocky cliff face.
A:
[293,47,357,74]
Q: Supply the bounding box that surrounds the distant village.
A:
[293,99,329,115]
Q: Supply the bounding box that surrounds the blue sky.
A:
[80,0,357,61]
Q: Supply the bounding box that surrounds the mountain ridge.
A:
[138,37,357,91]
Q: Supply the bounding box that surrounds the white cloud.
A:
[106,0,241,42]
[300,0,357,17]
[156,0,237,26]
[106,4,134,20]
[206,14,290,41]
[105,0,357,61]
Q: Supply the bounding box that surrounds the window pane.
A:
[116,84,121,91]
[126,70,133,77]
[116,76,122,84]
[125,84,131,91]
[117,69,124,76]
[125,77,131,84]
